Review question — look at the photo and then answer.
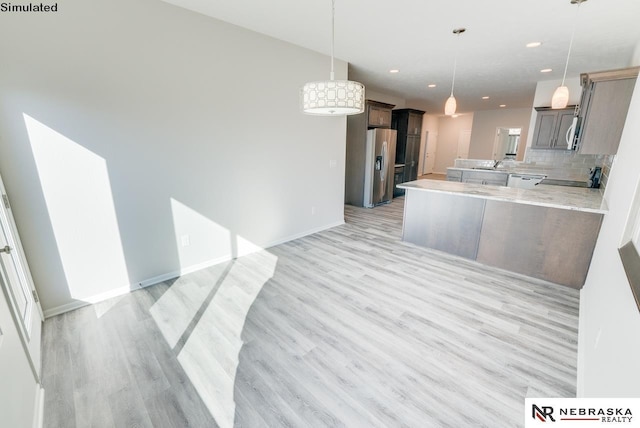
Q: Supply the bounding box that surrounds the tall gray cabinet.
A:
[392,109,425,196]
[575,67,639,155]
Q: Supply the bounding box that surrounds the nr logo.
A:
[532,404,556,422]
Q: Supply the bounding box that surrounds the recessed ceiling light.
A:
[499,104,506,108]
[526,42,542,48]
[482,96,490,100]
[428,84,436,88]
[451,114,460,118]
[540,68,553,73]
[389,69,400,73]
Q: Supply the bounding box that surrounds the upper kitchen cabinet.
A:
[531,106,576,150]
[392,108,425,183]
[575,67,639,155]
[367,101,395,128]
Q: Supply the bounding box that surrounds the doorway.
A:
[0,173,44,427]
[492,127,521,160]
[0,174,43,377]
[456,130,472,160]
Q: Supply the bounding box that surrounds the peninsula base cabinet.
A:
[401,188,603,288]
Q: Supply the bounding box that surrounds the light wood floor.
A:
[42,198,580,428]
[418,173,446,181]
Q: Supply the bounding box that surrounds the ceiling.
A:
[162,0,640,114]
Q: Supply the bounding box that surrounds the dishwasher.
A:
[507,174,546,189]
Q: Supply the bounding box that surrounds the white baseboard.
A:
[42,220,345,318]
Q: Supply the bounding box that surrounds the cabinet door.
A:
[531,111,558,149]
[553,110,576,149]
[408,113,422,135]
[368,106,392,127]
[379,108,392,127]
[368,107,380,127]
[579,78,637,155]
[403,137,416,182]
[404,135,421,182]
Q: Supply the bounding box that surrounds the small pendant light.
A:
[301,0,365,116]
[552,0,587,109]
[445,28,466,116]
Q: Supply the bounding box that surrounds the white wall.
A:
[577,76,640,396]
[365,89,406,109]
[0,0,348,315]
[432,114,474,174]
[468,108,532,161]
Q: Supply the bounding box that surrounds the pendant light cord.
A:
[450,40,458,96]
[450,29,464,96]
[560,1,583,86]
[330,0,335,81]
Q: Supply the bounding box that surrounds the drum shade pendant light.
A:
[552,0,587,109]
[301,0,365,115]
[445,28,466,116]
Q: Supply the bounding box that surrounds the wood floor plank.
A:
[42,197,580,428]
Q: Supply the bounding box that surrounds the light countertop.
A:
[397,179,607,214]
[447,166,589,183]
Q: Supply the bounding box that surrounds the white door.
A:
[0,174,43,379]
[457,130,472,159]
[423,131,437,174]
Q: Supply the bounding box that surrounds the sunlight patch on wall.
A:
[24,114,130,302]
[169,198,233,269]
[170,198,264,265]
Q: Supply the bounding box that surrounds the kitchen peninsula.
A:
[397,180,607,288]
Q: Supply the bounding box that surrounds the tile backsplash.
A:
[523,149,614,183]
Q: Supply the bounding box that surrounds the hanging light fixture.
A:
[445,28,466,116]
[301,0,365,116]
[551,0,587,109]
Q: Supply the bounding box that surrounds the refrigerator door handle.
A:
[381,141,388,182]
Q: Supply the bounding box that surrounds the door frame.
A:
[0,173,44,382]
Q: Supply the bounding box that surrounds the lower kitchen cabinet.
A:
[447,169,509,186]
[393,166,405,197]
[446,169,462,182]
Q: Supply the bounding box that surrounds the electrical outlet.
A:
[329,159,337,169]
[311,206,316,215]
[181,235,190,247]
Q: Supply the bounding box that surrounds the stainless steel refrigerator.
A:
[361,129,397,207]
